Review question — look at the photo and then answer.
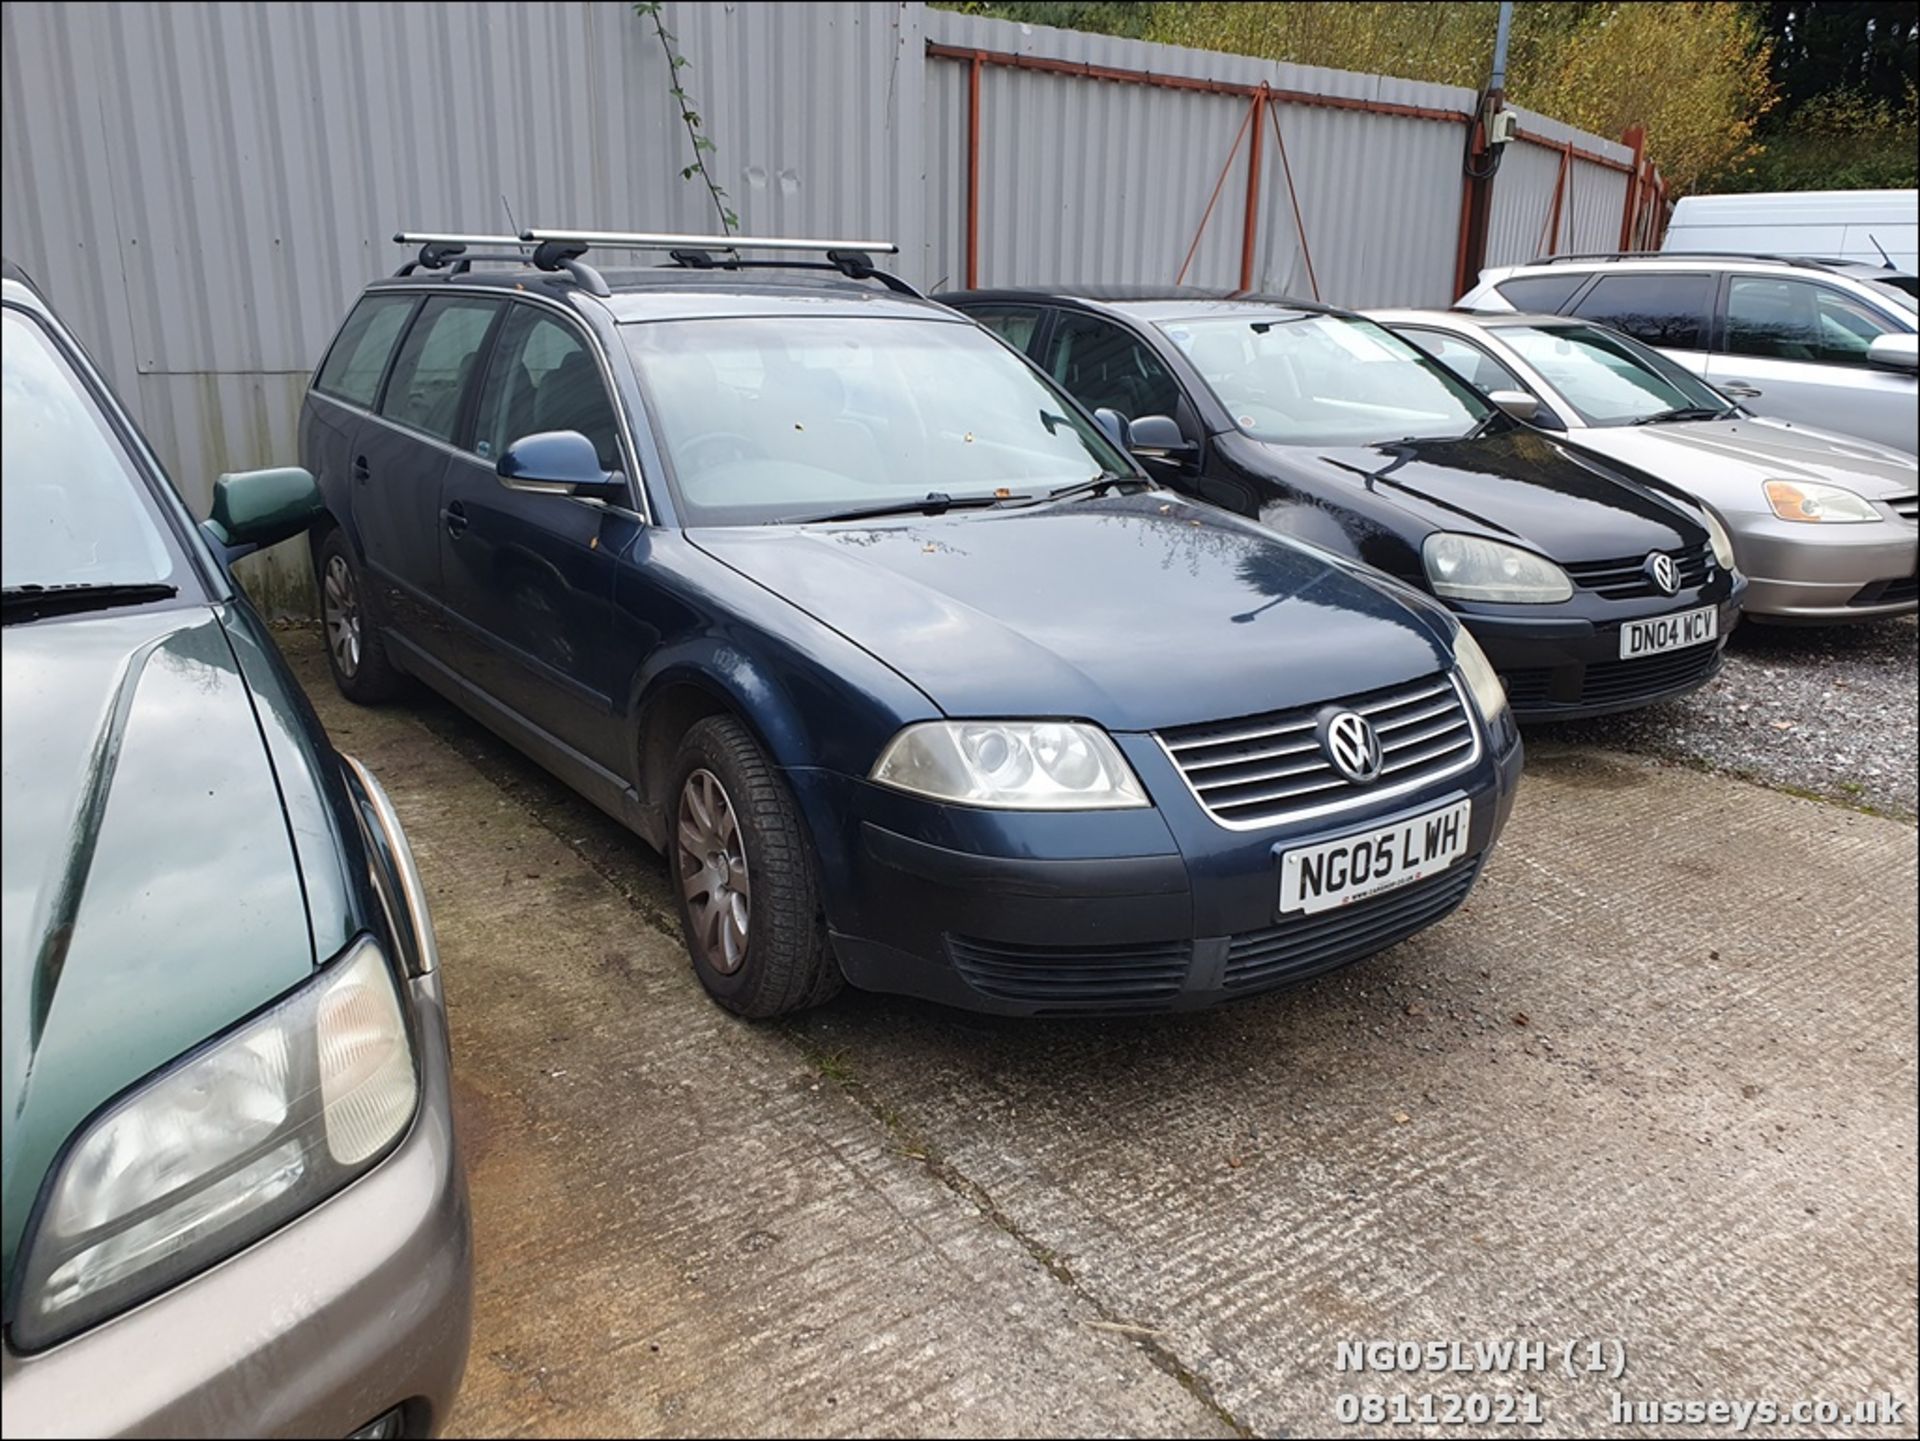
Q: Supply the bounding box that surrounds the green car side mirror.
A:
[203,467,324,561]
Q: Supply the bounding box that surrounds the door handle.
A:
[351,454,371,483]
[1719,383,1762,399]
[442,500,469,538]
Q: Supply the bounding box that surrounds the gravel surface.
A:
[1533,615,1919,819]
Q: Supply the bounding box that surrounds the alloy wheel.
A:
[677,768,751,975]
[323,554,362,678]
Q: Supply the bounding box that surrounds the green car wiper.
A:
[1,581,179,624]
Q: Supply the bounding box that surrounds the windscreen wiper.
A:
[1014,471,1145,506]
[1,581,179,623]
[796,492,1026,525]
[1631,405,1735,425]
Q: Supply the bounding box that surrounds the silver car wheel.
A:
[677,767,751,975]
[323,554,362,678]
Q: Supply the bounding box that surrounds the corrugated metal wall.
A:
[1,0,1641,606]
[1485,105,1633,267]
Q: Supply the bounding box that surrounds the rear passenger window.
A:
[1568,273,1713,350]
[1491,274,1589,314]
[967,307,1044,354]
[472,307,623,471]
[378,296,499,442]
[313,295,414,407]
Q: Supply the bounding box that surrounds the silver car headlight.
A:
[1763,479,1881,524]
[871,720,1149,809]
[1451,626,1510,727]
[1423,533,1573,603]
[1700,506,1738,569]
[11,937,418,1351]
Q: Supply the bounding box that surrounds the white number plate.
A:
[1619,605,1718,660]
[1279,799,1472,916]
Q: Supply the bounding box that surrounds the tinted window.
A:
[1725,276,1900,365]
[314,295,414,407]
[473,307,622,471]
[1158,313,1490,445]
[1568,272,1713,349]
[625,317,1127,526]
[378,296,499,442]
[1394,328,1525,394]
[1492,273,1590,313]
[966,306,1045,353]
[1044,312,1184,421]
[3,308,191,594]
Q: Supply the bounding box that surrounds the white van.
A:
[1663,189,1918,273]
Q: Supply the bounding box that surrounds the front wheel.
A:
[668,715,841,1017]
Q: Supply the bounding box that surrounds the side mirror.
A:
[497,430,626,502]
[203,466,324,563]
[1866,333,1918,374]
[1092,407,1129,449]
[1486,389,1542,422]
[1126,413,1198,465]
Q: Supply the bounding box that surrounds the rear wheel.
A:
[317,529,400,703]
[669,715,841,1017]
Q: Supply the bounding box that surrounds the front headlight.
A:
[871,720,1149,809]
[1700,506,1738,569]
[1451,626,1510,727]
[1423,533,1573,603]
[11,938,417,1350]
[1764,479,1880,524]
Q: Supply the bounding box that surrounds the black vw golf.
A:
[946,288,1748,720]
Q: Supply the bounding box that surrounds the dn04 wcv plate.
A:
[1620,604,1717,661]
[1278,799,1472,916]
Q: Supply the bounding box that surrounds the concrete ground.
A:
[276,628,1918,1439]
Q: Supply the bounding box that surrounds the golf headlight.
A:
[1452,626,1510,727]
[1700,507,1737,569]
[1423,533,1573,603]
[1764,480,1880,524]
[871,721,1148,809]
[11,937,417,1350]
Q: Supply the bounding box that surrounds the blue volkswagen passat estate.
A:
[297,232,1525,1017]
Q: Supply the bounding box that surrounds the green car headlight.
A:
[11,937,417,1351]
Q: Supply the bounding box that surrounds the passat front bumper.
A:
[793,685,1524,1017]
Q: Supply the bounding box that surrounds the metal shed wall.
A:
[3,1,1643,607]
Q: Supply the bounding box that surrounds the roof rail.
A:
[519,229,921,297]
[1537,250,1886,274]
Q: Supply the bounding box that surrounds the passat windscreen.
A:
[625,318,1128,525]
[1157,313,1493,446]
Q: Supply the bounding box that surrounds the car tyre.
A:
[317,528,401,704]
[669,715,842,1017]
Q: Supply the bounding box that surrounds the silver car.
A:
[1457,253,1919,454]
[1373,308,1919,623]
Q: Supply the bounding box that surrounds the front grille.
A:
[1224,861,1482,992]
[1500,668,1555,708]
[1890,493,1918,524]
[1577,643,1722,706]
[947,935,1191,1010]
[1565,541,1713,599]
[1158,674,1476,829]
[1850,573,1918,608]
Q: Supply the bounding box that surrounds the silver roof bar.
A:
[520,229,898,255]
[393,232,525,247]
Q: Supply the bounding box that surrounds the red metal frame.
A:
[1239,87,1266,293]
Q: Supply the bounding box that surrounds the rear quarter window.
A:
[313,294,415,407]
[1492,273,1590,314]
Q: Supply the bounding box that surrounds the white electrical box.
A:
[1487,108,1517,146]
